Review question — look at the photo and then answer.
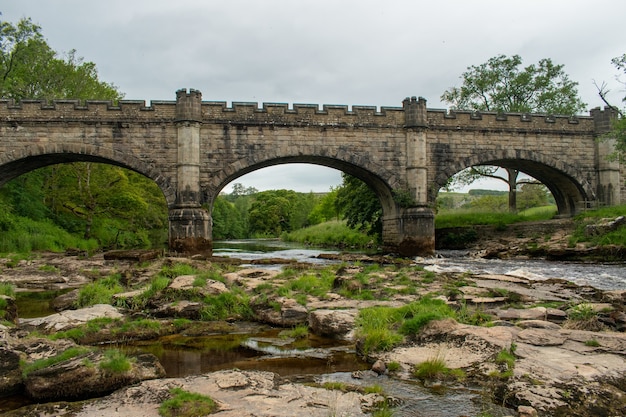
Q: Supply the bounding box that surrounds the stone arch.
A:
[207,150,406,216]
[0,143,176,206]
[432,149,595,216]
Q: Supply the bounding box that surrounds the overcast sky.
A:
[2,0,625,193]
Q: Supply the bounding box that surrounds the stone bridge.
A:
[0,89,621,256]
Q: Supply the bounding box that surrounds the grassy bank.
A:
[280,220,377,249]
[435,205,557,229]
[569,205,626,246]
[0,216,99,254]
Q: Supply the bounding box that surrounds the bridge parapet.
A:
[0,98,178,121]
[201,100,406,127]
[426,108,594,132]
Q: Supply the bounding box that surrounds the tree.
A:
[441,54,586,114]
[0,16,171,250]
[0,17,121,101]
[335,174,382,238]
[441,54,585,211]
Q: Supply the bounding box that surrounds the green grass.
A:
[0,282,15,297]
[568,204,626,246]
[75,274,124,308]
[99,349,133,373]
[0,216,99,254]
[435,206,556,229]
[200,291,254,321]
[22,346,91,377]
[281,220,377,248]
[159,387,218,417]
[356,297,457,355]
[413,357,465,381]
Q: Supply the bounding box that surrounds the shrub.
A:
[413,356,465,381]
[99,349,133,374]
[159,387,218,417]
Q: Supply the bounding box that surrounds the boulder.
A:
[253,297,308,327]
[308,309,357,339]
[50,289,80,312]
[24,351,165,401]
[153,300,203,319]
[20,304,124,333]
[0,346,22,397]
[0,295,18,324]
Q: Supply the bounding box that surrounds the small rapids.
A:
[424,250,626,291]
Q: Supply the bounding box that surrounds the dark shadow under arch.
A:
[433,149,595,216]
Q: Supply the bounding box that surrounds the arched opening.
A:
[207,160,398,248]
[437,166,557,219]
[434,152,593,217]
[0,154,169,252]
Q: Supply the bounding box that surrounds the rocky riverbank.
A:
[0,228,625,416]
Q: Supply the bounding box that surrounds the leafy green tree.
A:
[517,183,551,211]
[441,54,583,211]
[335,174,382,238]
[307,188,339,225]
[0,17,121,101]
[0,16,169,250]
[45,163,167,247]
[441,54,586,114]
[248,190,298,237]
[211,195,247,239]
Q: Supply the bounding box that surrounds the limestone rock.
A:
[167,275,228,297]
[153,300,203,319]
[0,346,22,397]
[308,309,357,339]
[20,304,124,333]
[253,297,308,327]
[0,295,18,324]
[24,351,165,402]
[51,289,80,312]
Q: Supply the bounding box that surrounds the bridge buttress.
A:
[592,106,622,206]
[380,97,435,257]
[168,89,212,254]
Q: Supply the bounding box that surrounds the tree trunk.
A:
[506,168,519,213]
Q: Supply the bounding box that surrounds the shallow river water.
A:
[6,241,625,416]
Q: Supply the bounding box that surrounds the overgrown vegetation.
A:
[355,297,457,355]
[568,205,626,247]
[158,387,218,417]
[413,356,465,381]
[21,346,91,377]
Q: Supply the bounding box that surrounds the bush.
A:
[76,274,124,307]
[159,387,217,417]
[99,349,133,374]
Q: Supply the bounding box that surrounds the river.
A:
[215,239,626,290]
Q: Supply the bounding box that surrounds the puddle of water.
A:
[14,289,72,318]
[121,329,369,378]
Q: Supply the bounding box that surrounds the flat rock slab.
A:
[21,304,124,332]
[37,370,375,417]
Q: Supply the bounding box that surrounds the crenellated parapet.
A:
[0,91,604,134]
[425,108,595,133]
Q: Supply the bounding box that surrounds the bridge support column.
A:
[168,89,212,254]
[383,207,435,257]
[384,96,434,257]
[592,107,621,206]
